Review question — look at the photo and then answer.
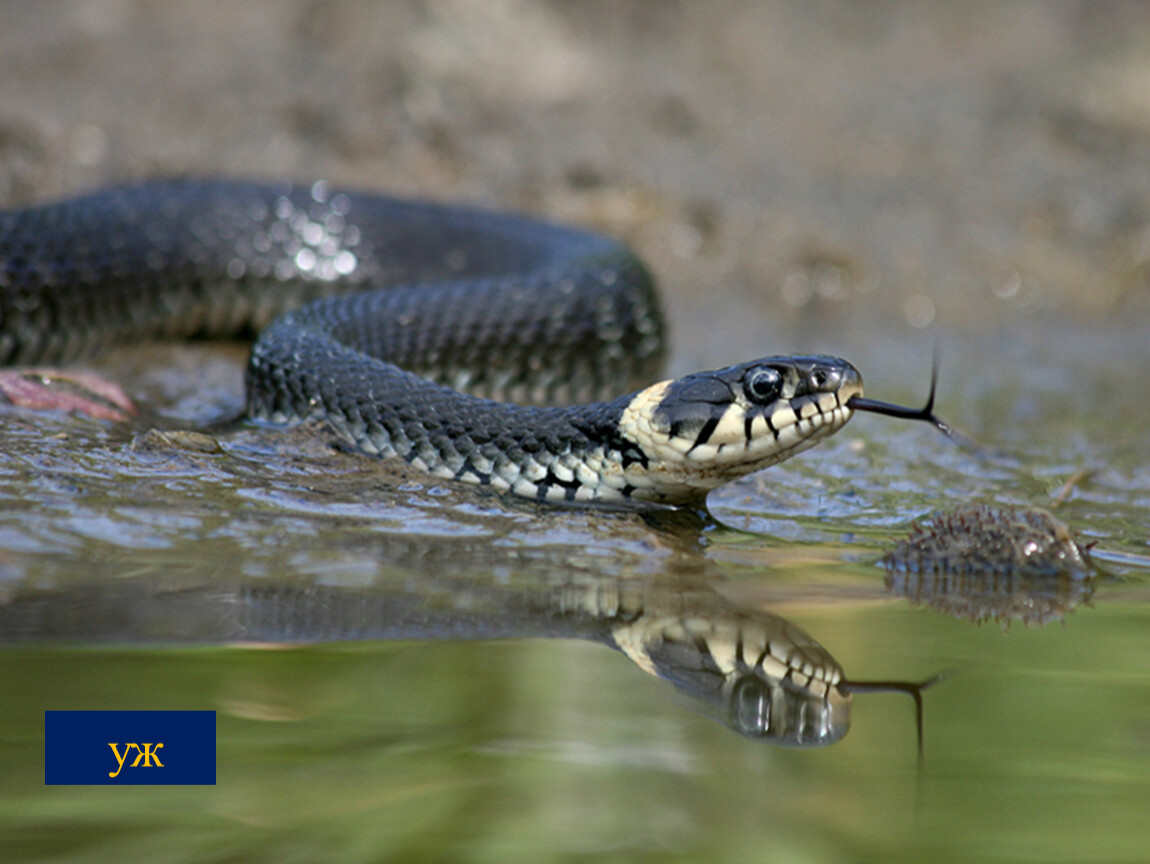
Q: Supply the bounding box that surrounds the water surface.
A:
[1,319,1147,863]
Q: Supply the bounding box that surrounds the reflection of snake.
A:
[0,179,863,505]
[0,571,867,747]
[1,568,938,748]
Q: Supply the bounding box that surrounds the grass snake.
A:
[0,178,919,506]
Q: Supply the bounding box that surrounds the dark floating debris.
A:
[882,505,1095,626]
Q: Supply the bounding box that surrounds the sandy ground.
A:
[2,0,1149,374]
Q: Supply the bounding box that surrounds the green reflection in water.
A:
[2,586,1147,863]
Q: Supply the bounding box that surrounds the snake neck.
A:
[247,310,664,504]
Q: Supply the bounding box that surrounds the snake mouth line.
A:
[728,392,857,470]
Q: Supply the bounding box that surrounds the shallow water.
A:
[1,316,1147,863]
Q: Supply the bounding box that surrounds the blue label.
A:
[45,710,216,785]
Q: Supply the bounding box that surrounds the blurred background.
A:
[4,1,1150,362]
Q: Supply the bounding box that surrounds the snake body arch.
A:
[0,179,862,504]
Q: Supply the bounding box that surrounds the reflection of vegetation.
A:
[882,505,1095,625]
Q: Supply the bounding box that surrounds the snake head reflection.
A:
[610,607,853,748]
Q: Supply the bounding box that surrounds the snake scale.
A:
[0,178,869,505]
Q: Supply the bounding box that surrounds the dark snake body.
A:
[0,179,859,504]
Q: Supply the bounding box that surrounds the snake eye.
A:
[744,366,782,404]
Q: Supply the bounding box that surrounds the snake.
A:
[0,178,904,506]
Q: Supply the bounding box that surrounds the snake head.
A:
[655,354,862,439]
[618,355,863,503]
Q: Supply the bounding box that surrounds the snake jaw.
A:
[615,355,863,504]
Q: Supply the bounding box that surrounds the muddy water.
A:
[3,3,1150,862]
